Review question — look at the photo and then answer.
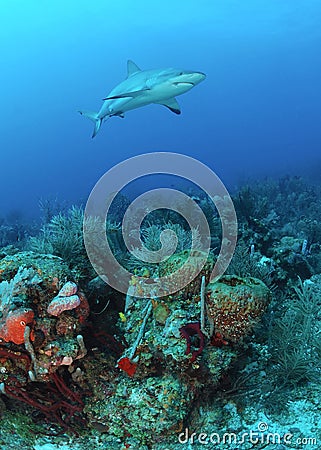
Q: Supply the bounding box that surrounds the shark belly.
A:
[117,96,154,113]
[112,88,176,115]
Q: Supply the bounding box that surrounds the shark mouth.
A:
[173,82,195,87]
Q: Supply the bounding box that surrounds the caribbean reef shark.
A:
[79,60,206,137]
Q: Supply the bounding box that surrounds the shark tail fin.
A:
[78,110,103,138]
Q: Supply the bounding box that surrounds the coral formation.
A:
[1,176,321,448]
[0,253,89,387]
[47,281,81,316]
[206,275,271,344]
[179,322,205,362]
[0,308,34,345]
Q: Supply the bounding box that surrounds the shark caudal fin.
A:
[78,110,103,138]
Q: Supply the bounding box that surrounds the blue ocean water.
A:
[1,0,321,219]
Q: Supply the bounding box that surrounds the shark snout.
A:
[192,71,206,85]
[168,71,205,97]
[175,71,206,86]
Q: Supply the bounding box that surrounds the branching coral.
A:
[269,276,321,387]
[1,371,85,435]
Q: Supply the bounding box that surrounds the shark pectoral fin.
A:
[127,60,142,77]
[103,88,150,100]
[156,98,181,115]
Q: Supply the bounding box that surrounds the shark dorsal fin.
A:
[127,60,141,77]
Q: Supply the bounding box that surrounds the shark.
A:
[79,60,206,137]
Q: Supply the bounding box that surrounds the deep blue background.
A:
[1,0,321,218]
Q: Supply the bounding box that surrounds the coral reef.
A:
[81,254,270,445]
[85,374,193,445]
[1,176,321,448]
